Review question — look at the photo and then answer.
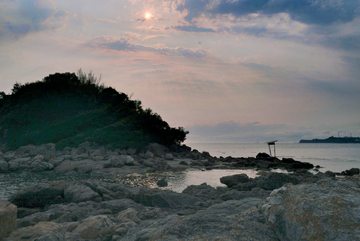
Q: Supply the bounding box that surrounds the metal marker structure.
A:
[266,140,278,157]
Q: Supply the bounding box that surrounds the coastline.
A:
[1,142,360,240]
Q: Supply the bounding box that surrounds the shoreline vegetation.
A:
[0,70,188,151]
[1,71,360,240]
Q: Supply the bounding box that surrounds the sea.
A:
[186,142,360,173]
[1,143,359,199]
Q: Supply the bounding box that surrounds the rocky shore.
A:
[1,142,360,240]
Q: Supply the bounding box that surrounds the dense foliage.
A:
[0,70,188,150]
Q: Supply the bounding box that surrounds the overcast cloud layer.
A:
[1,0,360,143]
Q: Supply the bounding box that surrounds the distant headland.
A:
[299,136,360,143]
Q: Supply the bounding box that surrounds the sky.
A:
[1,0,360,143]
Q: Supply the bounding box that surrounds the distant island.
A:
[299,136,360,144]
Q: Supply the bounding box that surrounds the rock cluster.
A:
[1,173,360,240]
[1,142,360,240]
[0,142,195,174]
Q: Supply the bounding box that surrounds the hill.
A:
[0,70,188,150]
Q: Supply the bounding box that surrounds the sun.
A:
[145,12,151,19]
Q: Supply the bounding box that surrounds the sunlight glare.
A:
[145,13,151,19]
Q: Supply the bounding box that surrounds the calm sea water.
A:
[187,142,360,173]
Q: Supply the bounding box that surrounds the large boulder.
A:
[120,197,277,241]
[64,183,101,203]
[109,156,124,168]
[0,200,17,240]
[73,215,115,240]
[135,189,200,208]
[8,181,66,208]
[146,143,168,157]
[182,183,227,200]
[233,172,301,191]
[14,145,38,157]
[220,174,250,187]
[8,157,31,171]
[100,199,140,214]
[5,221,65,241]
[261,176,360,240]
[0,160,8,172]
[54,160,103,173]
[255,172,300,190]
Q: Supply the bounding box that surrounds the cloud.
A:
[173,25,215,33]
[0,0,68,40]
[176,0,211,22]
[322,34,360,52]
[86,36,208,58]
[177,0,360,26]
[304,78,360,98]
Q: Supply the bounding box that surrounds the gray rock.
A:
[8,157,31,171]
[5,222,64,241]
[220,173,250,187]
[123,155,135,166]
[157,178,168,187]
[0,200,17,240]
[54,160,103,173]
[71,146,88,158]
[261,176,360,240]
[343,168,360,176]
[143,159,155,167]
[115,208,141,224]
[165,153,174,160]
[127,148,137,155]
[146,143,168,157]
[144,151,154,159]
[179,160,189,165]
[64,183,101,203]
[91,148,106,158]
[3,151,14,161]
[205,198,263,216]
[121,199,277,241]
[100,199,140,214]
[18,201,101,227]
[0,160,8,172]
[182,183,227,200]
[44,151,56,161]
[233,172,301,191]
[73,215,115,240]
[135,189,200,208]
[14,145,38,157]
[9,181,67,208]
[48,157,64,167]
[186,151,198,160]
[109,156,124,168]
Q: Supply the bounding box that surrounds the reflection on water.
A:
[116,169,263,193]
